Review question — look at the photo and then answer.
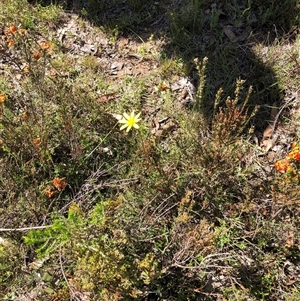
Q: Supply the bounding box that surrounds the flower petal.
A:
[118,118,127,124]
[123,112,130,119]
[113,113,123,120]
[120,124,128,131]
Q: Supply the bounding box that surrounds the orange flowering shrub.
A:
[4,24,19,46]
[5,24,27,36]
[53,177,67,191]
[4,24,28,48]
[274,142,300,182]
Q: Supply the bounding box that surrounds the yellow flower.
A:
[118,111,141,132]
[0,94,7,103]
[22,65,30,73]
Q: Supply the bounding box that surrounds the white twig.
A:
[0,225,53,232]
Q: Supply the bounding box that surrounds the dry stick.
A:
[270,95,296,137]
[0,225,52,232]
[262,94,297,151]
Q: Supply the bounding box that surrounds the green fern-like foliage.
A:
[23,203,84,257]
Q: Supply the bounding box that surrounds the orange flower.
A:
[274,159,289,172]
[33,137,41,149]
[22,113,28,121]
[158,82,169,91]
[286,143,300,161]
[32,51,41,60]
[53,177,67,191]
[0,94,7,103]
[7,38,14,46]
[4,24,17,35]
[294,153,300,161]
[9,24,17,34]
[39,41,51,51]
[45,188,55,198]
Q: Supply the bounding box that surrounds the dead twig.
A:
[0,225,52,232]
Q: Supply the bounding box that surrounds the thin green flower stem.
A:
[85,121,119,160]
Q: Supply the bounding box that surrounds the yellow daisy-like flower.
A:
[118,111,141,132]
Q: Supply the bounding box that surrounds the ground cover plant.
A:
[0,0,299,300]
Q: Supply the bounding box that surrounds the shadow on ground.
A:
[31,0,299,131]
